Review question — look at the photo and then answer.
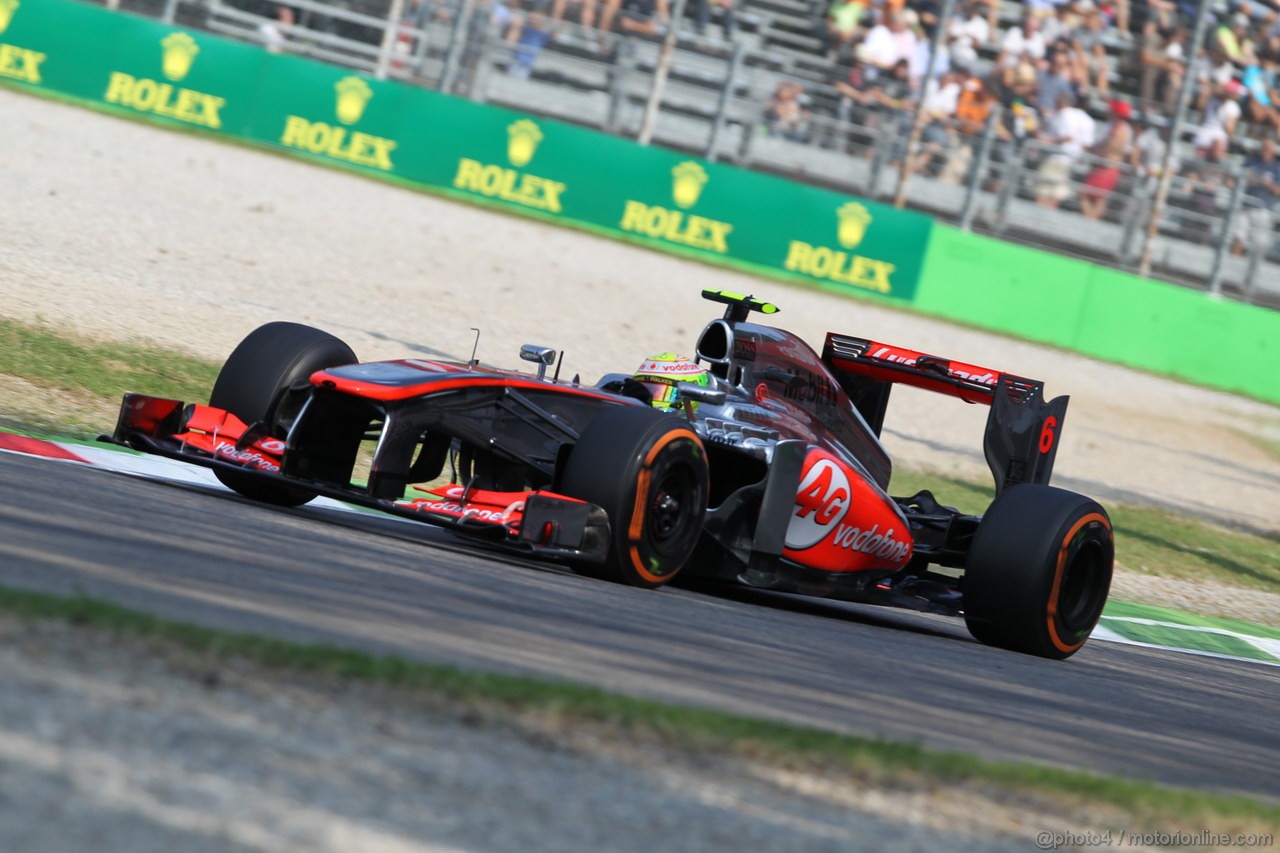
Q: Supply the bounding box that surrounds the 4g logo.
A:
[785,455,852,550]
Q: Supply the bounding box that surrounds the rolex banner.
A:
[1,0,931,301]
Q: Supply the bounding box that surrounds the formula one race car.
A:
[111,290,1114,659]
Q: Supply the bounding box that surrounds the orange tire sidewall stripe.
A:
[1046,512,1112,653]
[626,428,703,584]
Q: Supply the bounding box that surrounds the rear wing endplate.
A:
[823,333,1069,494]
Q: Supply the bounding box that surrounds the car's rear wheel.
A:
[208,322,356,507]
[963,484,1114,660]
[559,406,709,588]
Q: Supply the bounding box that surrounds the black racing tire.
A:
[208,322,356,507]
[559,406,709,588]
[963,484,1114,660]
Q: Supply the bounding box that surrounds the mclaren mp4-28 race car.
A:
[111,290,1114,659]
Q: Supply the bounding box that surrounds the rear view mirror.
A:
[678,383,726,407]
[520,344,557,379]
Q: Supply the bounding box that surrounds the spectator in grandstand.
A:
[955,75,997,134]
[1141,0,1177,30]
[1193,78,1244,155]
[507,10,552,78]
[694,0,735,40]
[1242,46,1280,131]
[939,75,997,183]
[909,67,965,175]
[913,0,945,33]
[1214,11,1256,67]
[908,10,951,84]
[1233,133,1280,254]
[860,11,919,73]
[1006,52,1040,105]
[1079,99,1134,219]
[984,96,1039,190]
[1111,0,1130,38]
[831,58,878,123]
[257,4,294,54]
[1178,136,1230,245]
[825,55,912,158]
[1071,5,1112,98]
[1002,97,1040,143]
[875,57,914,110]
[997,14,1047,90]
[765,80,812,141]
[1033,91,1096,208]
[599,0,669,36]
[1196,42,1241,93]
[993,12,1044,67]
[489,0,516,34]
[873,59,927,168]
[550,0,599,35]
[1129,114,1174,191]
[1037,47,1078,115]
[871,58,916,162]
[1041,1,1079,45]
[1134,21,1185,113]
[947,1,990,69]
[822,0,868,61]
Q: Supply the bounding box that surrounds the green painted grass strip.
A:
[1098,619,1278,663]
[1104,600,1280,641]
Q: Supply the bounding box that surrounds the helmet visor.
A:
[639,380,679,408]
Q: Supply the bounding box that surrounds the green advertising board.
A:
[0,0,265,131]
[248,54,409,173]
[392,93,930,299]
[915,225,1280,404]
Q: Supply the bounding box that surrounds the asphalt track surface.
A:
[2,450,1277,802]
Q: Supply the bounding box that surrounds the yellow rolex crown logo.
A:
[160,32,200,82]
[671,161,708,209]
[0,0,19,34]
[836,201,873,249]
[334,76,373,125]
[506,119,543,168]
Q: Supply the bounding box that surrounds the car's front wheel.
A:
[208,322,356,507]
[963,484,1114,659]
[559,406,709,588]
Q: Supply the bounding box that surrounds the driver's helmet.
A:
[633,353,711,412]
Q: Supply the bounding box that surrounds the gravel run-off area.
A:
[1,85,1279,849]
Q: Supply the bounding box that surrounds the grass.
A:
[1,584,1276,832]
[0,316,219,406]
[1108,504,1280,594]
[2,316,1278,597]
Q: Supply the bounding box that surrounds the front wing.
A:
[110,394,610,564]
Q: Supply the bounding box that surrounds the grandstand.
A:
[99,0,1280,307]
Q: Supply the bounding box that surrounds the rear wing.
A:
[823,333,1069,495]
